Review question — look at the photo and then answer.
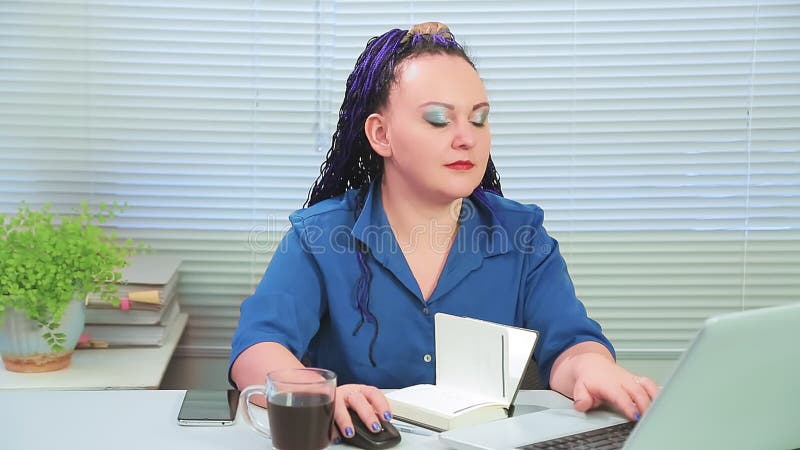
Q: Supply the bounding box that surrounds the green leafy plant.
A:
[0,202,140,351]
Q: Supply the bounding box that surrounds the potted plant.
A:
[0,202,137,372]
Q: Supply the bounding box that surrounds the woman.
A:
[230,22,659,441]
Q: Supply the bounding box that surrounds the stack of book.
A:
[82,254,183,347]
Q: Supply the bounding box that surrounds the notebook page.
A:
[434,313,506,402]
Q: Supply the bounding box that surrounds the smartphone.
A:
[177,389,240,426]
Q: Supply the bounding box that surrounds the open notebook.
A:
[386,313,538,431]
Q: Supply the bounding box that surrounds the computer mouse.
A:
[342,408,402,449]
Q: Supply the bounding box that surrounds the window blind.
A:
[1,0,797,359]
[331,0,800,356]
[0,0,324,357]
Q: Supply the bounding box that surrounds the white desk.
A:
[0,389,571,450]
[0,313,187,390]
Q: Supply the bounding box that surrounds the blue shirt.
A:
[229,182,614,388]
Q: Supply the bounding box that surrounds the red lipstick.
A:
[445,160,474,170]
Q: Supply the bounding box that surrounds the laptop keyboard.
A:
[516,421,636,450]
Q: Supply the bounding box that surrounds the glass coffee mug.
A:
[240,368,337,450]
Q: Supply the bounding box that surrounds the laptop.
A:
[439,302,800,450]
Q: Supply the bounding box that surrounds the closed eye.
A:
[423,108,450,127]
[470,109,489,127]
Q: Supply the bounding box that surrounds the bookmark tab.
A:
[128,290,160,305]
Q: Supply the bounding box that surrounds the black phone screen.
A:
[177,389,239,425]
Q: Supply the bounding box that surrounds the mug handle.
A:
[239,385,271,439]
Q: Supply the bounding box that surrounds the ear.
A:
[364,113,392,157]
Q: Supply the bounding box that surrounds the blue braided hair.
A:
[305,22,503,367]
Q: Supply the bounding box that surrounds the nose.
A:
[451,121,476,150]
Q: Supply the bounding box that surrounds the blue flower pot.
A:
[0,299,86,372]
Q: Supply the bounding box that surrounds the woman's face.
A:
[377,53,491,203]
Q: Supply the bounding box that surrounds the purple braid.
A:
[304,24,503,367]
[306,25,501,207]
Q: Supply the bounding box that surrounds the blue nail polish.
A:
[334,437,342,445]
[384,411,392,421]
[345,427,354,437]
[372,422,381,432]
[634,413,641,421]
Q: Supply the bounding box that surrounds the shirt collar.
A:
[350,180,395,260]
[351,180,510,303]
[351,180,510,258]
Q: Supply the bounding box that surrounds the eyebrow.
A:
[419,101,490,111]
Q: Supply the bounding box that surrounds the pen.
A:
[390,422,437,437]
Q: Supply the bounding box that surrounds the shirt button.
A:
[423,354,432,363]
[422,307,429,315]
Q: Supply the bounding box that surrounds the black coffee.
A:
[268,392,333,450]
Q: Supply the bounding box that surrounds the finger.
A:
[608,384,641,421]
[638,376,660,401]
[572,382,595,412]
[622,380,651,416]
[360,385,393,421]
[592,394,604,409]
[588,382,639,421]
[333,389,355,439]
[347,389,384,433]
[572,383,603,412]
[631,376,659,413]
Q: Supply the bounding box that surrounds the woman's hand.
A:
[330,384,393,444]
[568,353,660,421]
